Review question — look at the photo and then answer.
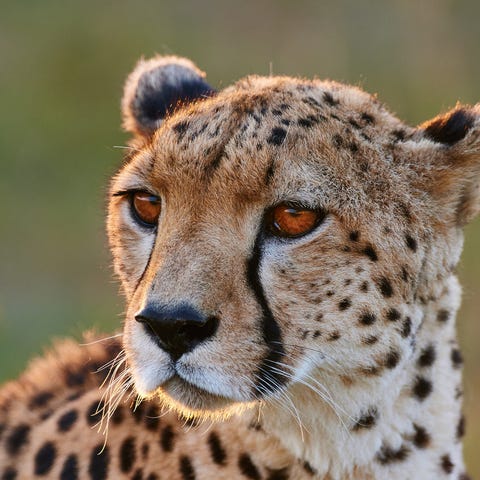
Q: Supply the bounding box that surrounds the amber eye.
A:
[131,191,162,227]
[267,203,325,238]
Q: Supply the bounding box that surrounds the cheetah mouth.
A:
[156,375,244,417]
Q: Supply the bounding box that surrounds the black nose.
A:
[135,303,219,360]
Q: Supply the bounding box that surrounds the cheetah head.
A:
[107,56,480,421]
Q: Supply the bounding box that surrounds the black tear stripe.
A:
[246,235,286,396]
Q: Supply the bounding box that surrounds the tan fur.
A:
[1,56,478,479]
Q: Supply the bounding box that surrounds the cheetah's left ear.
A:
[418,104,480,226]
[122,55,216,137]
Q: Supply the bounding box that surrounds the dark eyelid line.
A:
[112,188,159,198]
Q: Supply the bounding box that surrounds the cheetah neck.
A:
[259,274,466,480]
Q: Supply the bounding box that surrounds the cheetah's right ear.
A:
[122,55,215,137]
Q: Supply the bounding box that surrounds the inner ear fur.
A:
[418,104,480,226]
[122,55,215,137]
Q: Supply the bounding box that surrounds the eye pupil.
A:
[132,192,161,226]
[268,203,324,238]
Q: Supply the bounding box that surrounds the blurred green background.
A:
[0,0,479,475]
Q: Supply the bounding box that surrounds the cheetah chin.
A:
[1,55,478,480]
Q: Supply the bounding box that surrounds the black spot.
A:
[457,415,466,439]
[313,330,321,338]
[423,108,475,146]
[208,432,227,466]
[298,115,319,128]
[348,118,361,129]
[392,129,406,141]
[359,312,376,326]
[377,277,394,297]
[401,317,412,338]
[146,474,159,480]
[34,441,56,475]
[58,409,78,432]
[376,444,410,464]
[303,96,321,108]
[362,245,378,262]
[267,127,287,146]
[437,309,450,323]
[352,408,378,431]
[264,161,276,186]
[348,142,359,153]
[363,335,379,345]
[2,467,17,480]
[412,424,431,448]
[5,424,30,455]
[349,231,359,241]
[238,453,261,480]
[326,290,334,297]
[267,467,290,480]
[60,454,79,480]
[160,425,175,452]
[86,400,104,426]
[412,376,433,401]
[111,406,124,424]
[451,348,463,368]
[65,367,86,387]
[119,437,136,473]
[29,391,54,409]
[323,91,339,106]
[88,444,110,480]
[360,281,369,292]
[386,308,401,322]
[338,298,351,311]
[132,469,143,480]
[142,443,149,459]
[172,121,190,139]
[405,235,417,252]
[329,331,341,341]
[132,402,145,423]
[441,454,454,474]
[361,112,375,124]
[144,404,160,431]
[360,132,372,142]
[179,456,196,480]
[417,344,436,368]
[385,349,401,369]
[399,203,412,222]
[401,266,409,282]
[332,134,343,148]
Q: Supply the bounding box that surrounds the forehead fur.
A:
[126,75,436,232]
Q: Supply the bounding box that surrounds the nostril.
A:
[180,316,219,346]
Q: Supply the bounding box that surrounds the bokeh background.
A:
[1,0,479,475]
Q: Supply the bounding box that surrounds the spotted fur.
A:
[1,56,479,479]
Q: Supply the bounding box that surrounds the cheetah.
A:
[0,55,478,480]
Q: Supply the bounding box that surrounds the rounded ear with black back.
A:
[122,55,215,137]
[418,104,480,226]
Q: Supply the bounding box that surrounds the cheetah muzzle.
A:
[1,55,478,480]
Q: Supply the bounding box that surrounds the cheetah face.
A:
[107,57,480,419]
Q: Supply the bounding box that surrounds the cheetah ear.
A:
[418,104,480,226]
[122,55,215,137]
